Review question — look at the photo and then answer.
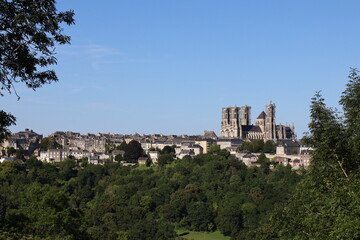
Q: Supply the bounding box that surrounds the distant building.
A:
[175,143,203,159]
[148,151,160,164]
[217,138,244,149]
[276,139,301,155]
[221,102,295,140]
[1,128,42,153]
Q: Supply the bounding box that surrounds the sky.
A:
[2,0,360,137]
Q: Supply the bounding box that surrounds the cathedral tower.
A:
[265,101,276,140]
[221,107,240,138]
[240,105,251,126]
[255,111,266,132]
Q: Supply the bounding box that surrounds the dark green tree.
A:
[59,158,77,181]
[6,146,16,156]
[157,153,174,167]
[239,141,253,152]
[124,140,143,162]
[264,70,360,240]
[0,0,75,140]
[11,184,83,239]
[263,140,276,153]
[339,68,360,172]
[208,144,221,154]
[15,149,24,160]
[117,140,127,151]
[216,195,245,237]
[0,111,16,142]
[161,145,175,154]
[115,154,124,163]
[185,201,215,231]
[252,140,264,153]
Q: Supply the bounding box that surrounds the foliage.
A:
[208,144,221,154]
[238,140,276,153]
[0,126,313,240]
[0,0,74,143]
[105,138,115,153]
[258,69,360,240]
[40,136,62,150]
[263,140,276,153]
[115,154,124,163]
[0,111,16,142]
[15,149,24,160]
[124,140,144,162]
[117,141,127,151]
[176,230,230,240]
[238,141,253,152]
[0,0,75,95]
[161,145,176,154]
[157,153,174,167]
[6,146,16,156]
[0,149,301,240]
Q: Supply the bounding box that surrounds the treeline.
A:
[0,151,301,240]
[237,140,276,153]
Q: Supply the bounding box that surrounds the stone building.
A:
[221,102,295,140]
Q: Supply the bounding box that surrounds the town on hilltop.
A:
[0,103,312,169]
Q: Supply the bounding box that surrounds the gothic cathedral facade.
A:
[221,102,295,140]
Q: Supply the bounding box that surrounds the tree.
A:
[124,140,143,162]
[0,0,75,139]
[264,70,360,240]
[216,195,245,237]
[40,136,62,150]
[252,140,264,153]
[185,201,215,231]
[15,149,24,160]
[115,154,124,163]
[339,68,360,172]
[263,140,276,153]
[161,145,175,155]
[11,183,83,239]
[0,111,16,142]
[208,144,221,154]
[157,153,174,167]
[105,138,114,153]
[59,158,77,180]
[117,141,127,151]
[6,146,16,156]
[239,142,253,152]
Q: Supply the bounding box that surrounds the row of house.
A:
[0,129,42,153]
[235,150,311,169]
[1,129,312,168]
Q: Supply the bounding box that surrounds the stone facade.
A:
[221,102,295,140]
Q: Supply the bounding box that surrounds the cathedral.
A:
[221,102,295,140]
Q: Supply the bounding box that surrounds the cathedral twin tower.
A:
[221,102,295,140]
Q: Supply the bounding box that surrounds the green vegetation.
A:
[0,150,301,239]
[40,137,62,150]
[253,69,360,240]
[238,140,276,153]
[177,229,230,240]
[124,140,144,162]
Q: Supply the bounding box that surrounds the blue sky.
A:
[2,0,360,137]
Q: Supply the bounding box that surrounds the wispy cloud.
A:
[57,44,123,70]
[58,44,121,59]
